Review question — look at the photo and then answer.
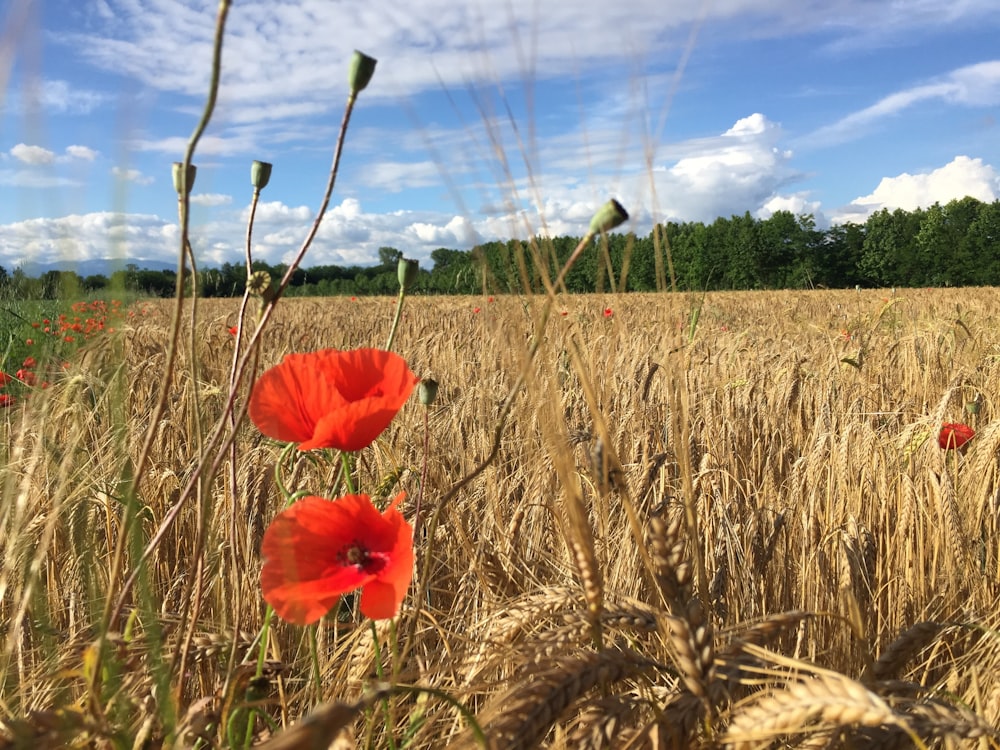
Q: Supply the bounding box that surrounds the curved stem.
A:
[92,0,232,709]
[385,288,406,352]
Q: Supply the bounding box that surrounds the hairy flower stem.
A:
[385,286,407,352]
[370,621,399,750]
[221,183,260,698]
[92,0,232,716]
[107,51,366,641]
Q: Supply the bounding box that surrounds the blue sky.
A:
[1,0,998,271]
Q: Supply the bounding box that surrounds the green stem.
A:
[389,685,489,748]
[385,287,406,352]
[240,603,274,748]
[369,621,398,750]
[309,623,323,699]
[91,0,233,713]
[340,451,357,495]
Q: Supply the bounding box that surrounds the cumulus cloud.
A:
[66,145,99,161]
[9,143,100,166]
[111,166,155,185]
[0,212,175,269]
[651,114,799,223]
[190,193,233,207]
[758,193,824,222]
[832,155,1000,222]
[10,144,56,165]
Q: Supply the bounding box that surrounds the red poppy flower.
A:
[261,493,414,624]
[228,325,239,336]
[0,394,14,408]
[249,348,418,452]
[560,310,569,317]
[472,307,481,314]
[22,356,36,369]
[938,423,974,451]
[603,307,613,318]
[0,373,12,387]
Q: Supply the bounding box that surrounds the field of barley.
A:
[1,287,999,749]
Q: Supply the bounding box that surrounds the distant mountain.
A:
[13,258,177,278]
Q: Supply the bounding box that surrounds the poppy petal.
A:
[260,494,414,624]
[359,579,403,620]
[249,348,418,452]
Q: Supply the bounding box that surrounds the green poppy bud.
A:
[251,160,273,191]
[418,378,438,406]
[397,257,419,291]
[172,162,197,196]
[588,199,628,234]
[349,51,377,95]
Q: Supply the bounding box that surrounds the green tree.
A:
[967,200,1000,284]
[378,246,403,267]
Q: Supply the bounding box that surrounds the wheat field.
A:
[0,286,998,749]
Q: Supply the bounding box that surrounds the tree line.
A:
[3,197,999,299]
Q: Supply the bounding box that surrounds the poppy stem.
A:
[385,286,406,352]
[308,624,323,698]
[369,621,399,750]
[413,405,430,541]
[340,451,357,495]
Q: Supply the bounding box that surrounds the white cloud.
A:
[806,60,1000,147]
[130,134,259,157]
[190,193,233,207]
[652,114,799,223]
[5,79,109,116]
[0,170,81,188]
[111,166,155,185]
[832,155,1000,222]
[8,143,100,167]
[66,145,99,161]
[362,161,445,192]
[758,193,824,222]
[10,144,56,165]
[54,1,998,148]
[0,212,175,269]
[408,215,482,246]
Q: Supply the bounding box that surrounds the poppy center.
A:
[338,541,388,575]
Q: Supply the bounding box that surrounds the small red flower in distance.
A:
[603,307,613,318]
[0,373,12,387]
[22,356,36,369]
[0,394,15,408]
[249,348,418,452]
[938,423,974,451]
[228,325,238,336]
[16,370,36,386]
[261,493,414,624]
[472,307,481,314]
[25,339,33,346]
[488,295,495,303]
